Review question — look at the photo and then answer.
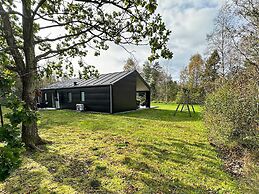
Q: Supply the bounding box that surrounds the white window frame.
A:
[68,92,72,102]
[44,93,47,101]
[81,91,85,102]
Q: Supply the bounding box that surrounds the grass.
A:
[0,103,242,193]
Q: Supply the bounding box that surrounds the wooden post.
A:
[180,104,185,112]
[0,104,3,127]
[146,91,151,108]
[191,105,195,113]
[174,103,181,116]
[187,104,192,117]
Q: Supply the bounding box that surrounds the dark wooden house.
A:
[40,70,150,113]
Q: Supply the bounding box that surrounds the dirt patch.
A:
[218,146,245,177]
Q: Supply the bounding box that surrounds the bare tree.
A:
[123,57,139,72]
[232,0,259,72]
[207,3,237,77]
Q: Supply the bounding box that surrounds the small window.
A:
[68,92,72,102]
[81,92,85,102]
[44,93,47,101]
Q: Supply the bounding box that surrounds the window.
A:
[68,92,72,102]
[44,93,47,101]
[81,92,85,102]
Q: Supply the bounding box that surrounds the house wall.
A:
[112,72,137,113]
[41,71,150,113]
[41,86,110,113]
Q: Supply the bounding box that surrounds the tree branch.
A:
[36,31,104,61]
[0,10,25,18]
[0,4,25,73]
[76,0,133,14]
[33,0,47,18]
[36,25,97,44]
[4,64,17,72]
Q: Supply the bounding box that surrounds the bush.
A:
[0,146,23,181]
[204,69,259,150]
[0,124,24,181]
[0,70,24,181]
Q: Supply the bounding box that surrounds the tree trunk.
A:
[21,73,44,147]
[19,0,46,148]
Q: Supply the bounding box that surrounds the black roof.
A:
[42,70,148,90]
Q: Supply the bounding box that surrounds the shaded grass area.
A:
[0,103,240,193]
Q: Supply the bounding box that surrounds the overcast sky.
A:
[82,0,224,80]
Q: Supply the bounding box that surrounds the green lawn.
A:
[0,103,240,193]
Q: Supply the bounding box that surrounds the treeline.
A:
[123,58,179,102]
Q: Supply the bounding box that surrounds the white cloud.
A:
[155,0,222,80]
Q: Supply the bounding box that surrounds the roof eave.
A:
[41,84,112,91]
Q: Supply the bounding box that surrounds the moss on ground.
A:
[0,104,244,193]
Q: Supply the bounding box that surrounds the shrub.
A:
[0,145,23,181]
[0,70,25,181]
[204,69,259,150]
[0,124,24,181]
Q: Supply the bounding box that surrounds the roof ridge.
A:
[41,70,138,90]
